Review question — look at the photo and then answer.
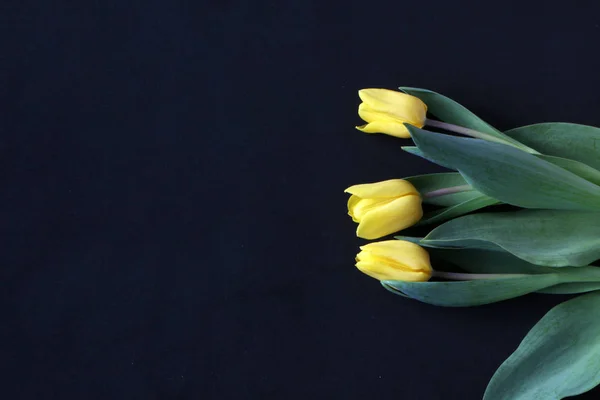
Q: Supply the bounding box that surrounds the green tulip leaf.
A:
[505,122,600,170]
[405,139,600,188]
[407,126,600,211]
[484,291,600,399]
[417,195,499,226]
[399,87,536,152]
[399,87,502,135]
[429,248,554,275]
[395,235,503,251]
[537,281,600,295]
[443,251,600,294]
[537,154,600,187]
[382,274,560,307]
[422,210,600,267]
[404,172,480,206]
[402,146,457,170]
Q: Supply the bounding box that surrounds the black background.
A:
[3,1,600,399]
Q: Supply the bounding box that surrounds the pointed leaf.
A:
[418,195,498,226]
[402,145,456,170]
[400,87,537,152]
[399,87,502,135]
[429,248,554,274]
[484,291,600,399]
[408,126,600,211]
[537,282,600,294]
[422,210,600,267]
[382,274,560,307]
[538,154,600,186]
[505,122,600,170]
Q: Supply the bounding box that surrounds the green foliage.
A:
[484,291,600,399]
[421,210,600,267]
[407,126,600,211]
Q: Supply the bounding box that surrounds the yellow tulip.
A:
[345,179,422,239]
[356,88,427,138]
[356,240,432,282]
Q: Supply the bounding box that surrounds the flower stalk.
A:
[424,118,541,155]
[423,184,473,199]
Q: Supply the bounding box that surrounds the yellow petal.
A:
[356,195,422,239]
[359,240,432,273]
[358,103,402,124]
[356,260,430,281]
[358,89,427,127]
[344,179,419,198]
[356,121,411,138]
[347,195,361,222]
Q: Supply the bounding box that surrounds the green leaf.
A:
[429,248,553,274]
[537,154,600,187]
[436,249,600,294]
[395,235,503,251]
[408,126,600,211]
[402,146,457,170]
[422,210,600,267]
[484,291,600,399]
[404,172,479,206]
[537,281,600,295]
[382,274,560,307]
[418,195,498,226]
[399,87,534,152]
[505,122,600,170]
[399,87,502,135]
[406,147,600,187]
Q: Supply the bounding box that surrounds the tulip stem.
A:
[423,185,473,199]
[432,271,529,281]
[424,119,540,155]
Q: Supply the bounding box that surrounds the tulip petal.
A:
[351,198,397,221]
[359,240,432,272]
[347,195,361,222]
[345,179,419,198]
[358,103,402,124]
[358,88,427,127]
[356,195,422,239]
[356,121,411,138]
[356,260,430,282]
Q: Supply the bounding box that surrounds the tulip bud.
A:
[345,179,422,239]
[356,240,432,282]
[356,88,427,138]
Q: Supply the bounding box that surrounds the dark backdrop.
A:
[3,1,600,399]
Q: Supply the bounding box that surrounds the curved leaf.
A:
[538,154,600,187]
[399,87,502,135]
[417,195,499,226]
[484,291,600,399]
[402,145,456,170]
[395,235,503,252]
[429,248,553,274]
[382,274,560,307]
[408,126,600,211]
[439,250,600,294]
[506,123,600,170]
[422,210,600,267]
[537,281,600,294]
[400,87,536,153]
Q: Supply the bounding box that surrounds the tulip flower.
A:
[356,88,427,138]
[356,240,432,282]
[345,179,423,239]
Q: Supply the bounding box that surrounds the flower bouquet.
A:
[346,88,600,399]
